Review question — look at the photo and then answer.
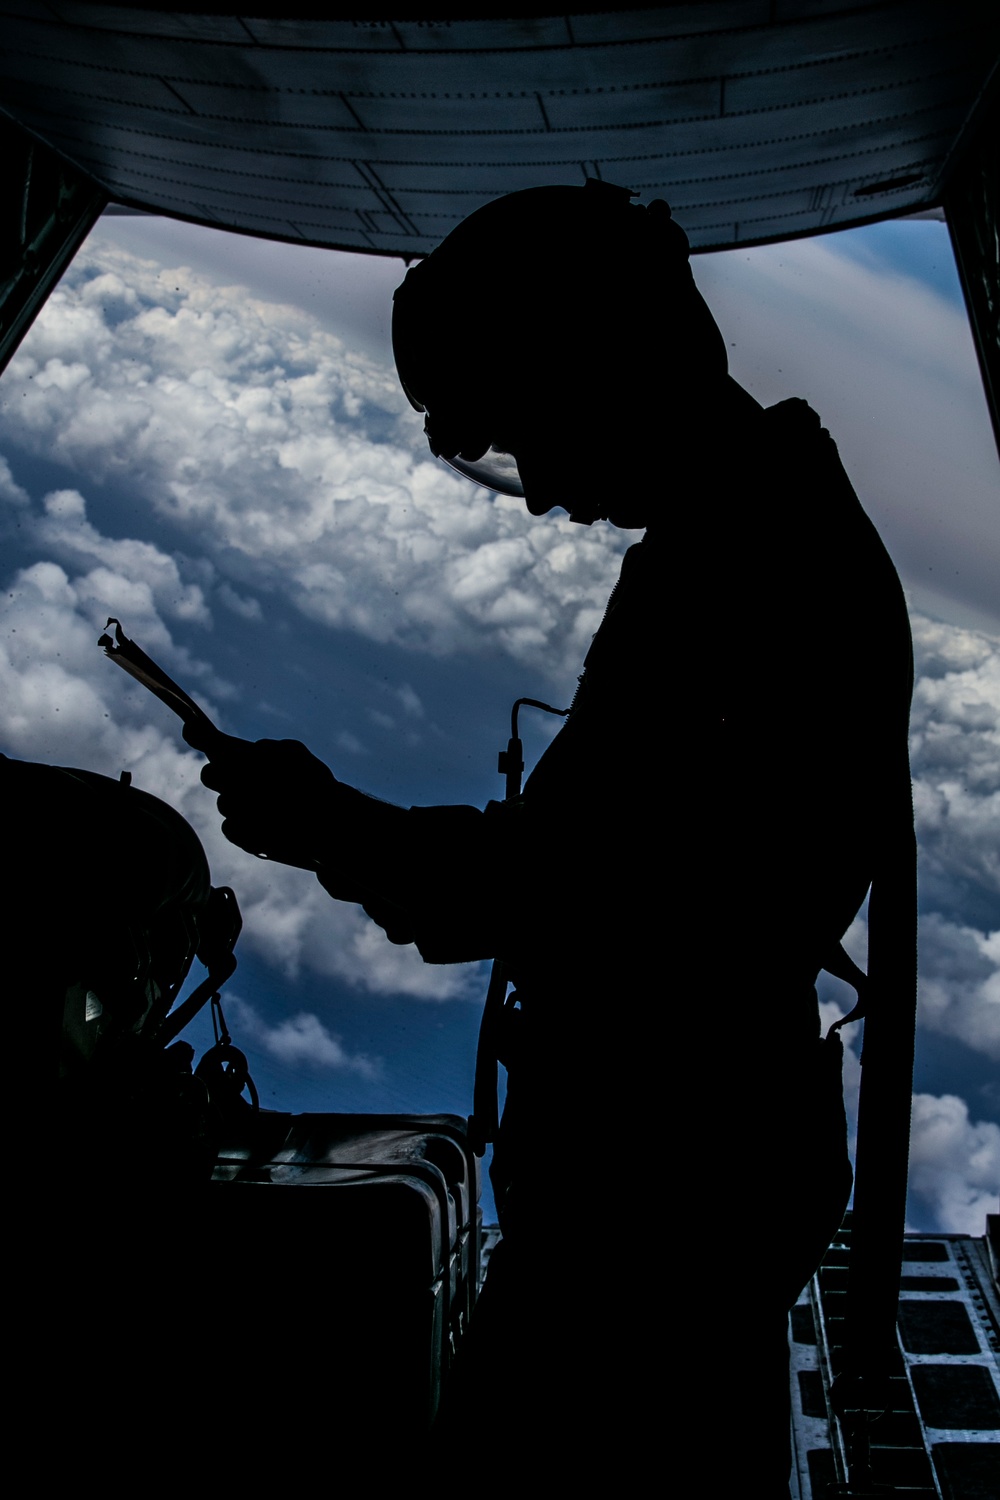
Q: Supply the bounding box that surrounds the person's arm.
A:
[193,733,512,961]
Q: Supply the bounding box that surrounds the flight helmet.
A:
[391,180,728,498]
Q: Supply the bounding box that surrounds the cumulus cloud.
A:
[0,230,626,684]
[0,540,228,778]
[217,582,262,621]
[907,1092,1000,1235]
[0,453,29,509]
[916,915,1000,1060]
[227,997,380,1079]
[909,613,1000,912]
[335,730,366,755]
[35,486,211,625]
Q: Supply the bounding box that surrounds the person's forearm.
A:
[317,798,510,963]
[311,785,411,901]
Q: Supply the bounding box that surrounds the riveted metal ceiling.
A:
[0,3,997,255]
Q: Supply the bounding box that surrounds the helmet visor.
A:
[433,436,525,498]
[395,277,526,498]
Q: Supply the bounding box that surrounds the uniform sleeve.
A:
[315,799,520,965]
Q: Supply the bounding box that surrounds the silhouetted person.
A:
[194,183,912,1491]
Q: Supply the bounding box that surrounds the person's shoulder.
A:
[764,399,908,618]
[765,396,821,426]
[764,396,827,443]
[762,395,854,497]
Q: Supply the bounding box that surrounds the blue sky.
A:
[1,207,997,1230]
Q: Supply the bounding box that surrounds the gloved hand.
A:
[186,732,342,871]
[187,732,414,937]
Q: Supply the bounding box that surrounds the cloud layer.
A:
[228,997,381,1080]
[0,236,625,685]
[907,1092,1000,1236]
